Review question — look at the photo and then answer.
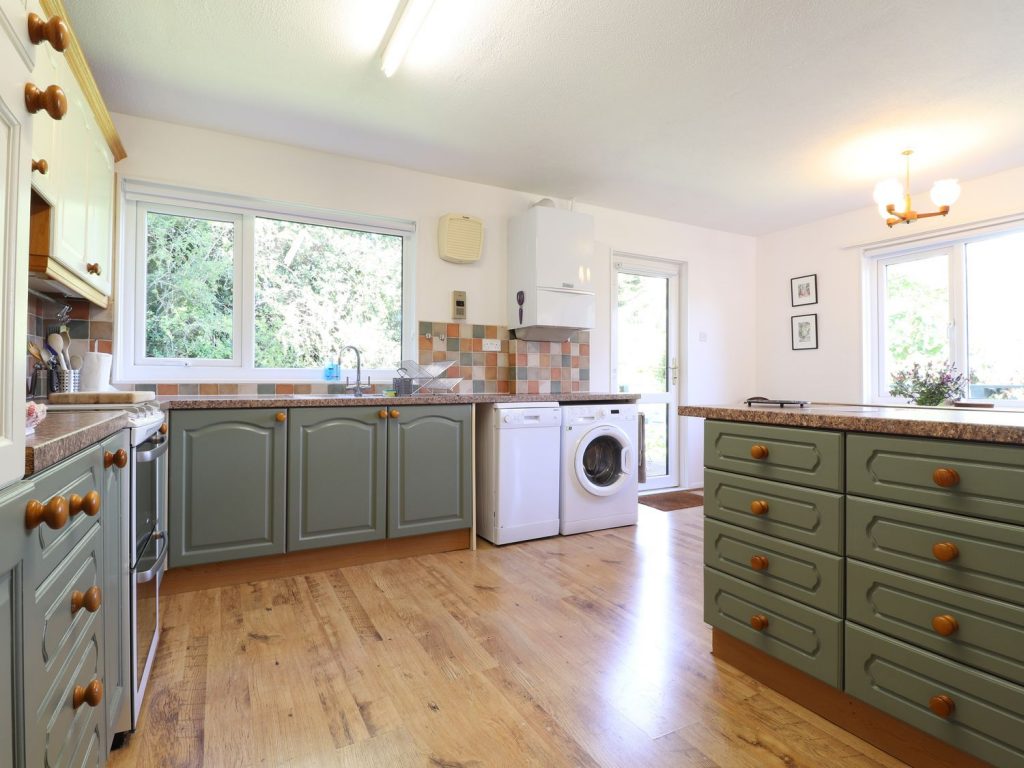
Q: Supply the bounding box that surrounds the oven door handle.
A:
[136,531,167,584]
[136,438,169,463]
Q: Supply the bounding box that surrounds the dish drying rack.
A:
[394,360,461,394]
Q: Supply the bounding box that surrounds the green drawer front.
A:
[704,468,843,554]
[847,496,1024,606]
[23,523,103,708]
[845,624,1024,768]
[23,445,103,589]
[848,561,1024,686]
[704,567,842,687]
[847,433,1024,523]
[704,420,843,491]
[704,519,843,615]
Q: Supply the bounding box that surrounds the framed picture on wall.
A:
[790,274,818,306]
[791,314,818,350]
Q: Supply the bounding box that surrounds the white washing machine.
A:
[559,403,639,535]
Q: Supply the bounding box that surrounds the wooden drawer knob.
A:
[932,541,960,562]
[750,614,769,631]
[86,262,101,275]
[159,423,168,435]
[750,554,770,571]
[378,409,388,419]
[70,490,101,517]
[24,82,67,120]
[750,499,769,515]
[750,444,769,460]
[928,694,955,718]
[390,409,400,419]
[104,449,128,469]
[275,412,287,422]
[32,158,48,174]
[72,679,103,709]
[931,614,959,636]
[25,496,69,530]
[932,467,960,487]
[71,586,101,614]
[27,12,69,51]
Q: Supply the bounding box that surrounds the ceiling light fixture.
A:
[381,0,435,78]
[873,150,960,227]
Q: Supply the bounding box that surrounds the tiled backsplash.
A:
[26,295,113,384]
[27,310,590,396]
[417,321,590,394]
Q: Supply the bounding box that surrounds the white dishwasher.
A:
[476,402,562,545]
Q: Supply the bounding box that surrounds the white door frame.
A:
[609,252,684,491]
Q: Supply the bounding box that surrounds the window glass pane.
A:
[616,272,668,393]
[254,218,403,369]
[883,254,949,385]
[638,403,668,478]
[145,212,235,359]
[965,232,1024,400]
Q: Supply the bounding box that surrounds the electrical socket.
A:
[482,338,501,352]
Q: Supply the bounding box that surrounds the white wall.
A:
[112,114,757,487]
[755,164,1024,402]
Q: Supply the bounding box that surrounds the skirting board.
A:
[711,629,989,768]
[163,529,471,595]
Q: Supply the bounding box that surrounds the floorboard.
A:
[108,506,908,767]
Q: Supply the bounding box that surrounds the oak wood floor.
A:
[109,507,908,768]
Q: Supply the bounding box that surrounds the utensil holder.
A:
[392,377,415,395]
[55,369,80,393]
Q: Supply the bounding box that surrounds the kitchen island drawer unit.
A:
[847,433,1024,523]
[846,623,1024,768]
[169,409,287,568]
[704,568,842,686]
[704,468,843,554]
[704,519,843,614]
[704,420,843,491]
[847,496,1024,606]
[848,560,1024,686]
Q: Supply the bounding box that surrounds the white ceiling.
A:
[64,0,1024,235]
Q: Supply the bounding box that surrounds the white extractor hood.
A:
[507,206,595,342]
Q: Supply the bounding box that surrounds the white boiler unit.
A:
[508,206,596,342]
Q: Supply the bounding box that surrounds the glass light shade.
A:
[873,178,903,208]
[930,179,961,207]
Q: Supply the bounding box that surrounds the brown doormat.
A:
[639,491,704,511]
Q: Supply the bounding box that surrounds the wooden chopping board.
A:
[49,390,156,404]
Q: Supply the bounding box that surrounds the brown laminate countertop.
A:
[679,402,1024,445]
[157,392,639,410]
[25,411,130,477]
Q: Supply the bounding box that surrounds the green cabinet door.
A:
[0,479,30,768]
[100,431,130,737]
[170,409,287,567]
[387,405,472,538]
[288,408,387,550]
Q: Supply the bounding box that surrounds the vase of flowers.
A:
[889,361,967,406]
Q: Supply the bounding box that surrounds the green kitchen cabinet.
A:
[0,480,30,768]
[100,432,130,737]
[387,405,473,538]
[170,409,287,567]
[288,408,387,550]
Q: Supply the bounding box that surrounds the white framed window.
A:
[117,180,416,384]
[868,222,1024,405]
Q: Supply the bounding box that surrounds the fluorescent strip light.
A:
[381,0,435,78]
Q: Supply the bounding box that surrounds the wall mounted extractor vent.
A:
[438,214,484,263]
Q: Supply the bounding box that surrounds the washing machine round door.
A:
[574,424,633,497]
